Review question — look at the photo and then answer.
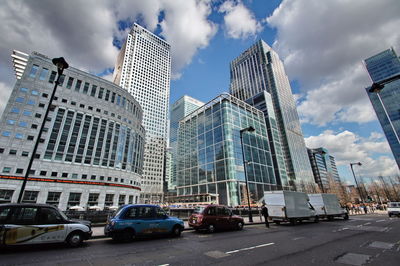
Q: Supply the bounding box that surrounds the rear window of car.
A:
[0,207,11,223]
[193,206,206,214]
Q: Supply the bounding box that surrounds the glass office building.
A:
[246,91,289,190]
[365,48,400,170]
[230,40,315,191]
[176,94,276,206]
[169,96,204,191]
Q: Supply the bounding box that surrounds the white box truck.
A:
[388,202,400,217]
[308,193,348,220]
[263,191,319,225]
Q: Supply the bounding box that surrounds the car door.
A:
[0,206,12,245]
[4,207,40,245]
[133,206,156,235]
[152,207,170,234]
[216,207,230,230]
[205,206,217,228]
[35,207,67,243]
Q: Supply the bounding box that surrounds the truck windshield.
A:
[193,206,206,214]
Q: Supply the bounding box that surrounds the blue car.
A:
[104,204,184,242]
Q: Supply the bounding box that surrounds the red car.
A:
[188,205,244,233]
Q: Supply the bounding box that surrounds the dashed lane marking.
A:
[292,237,305,241]
[226,242,275,254]
[363,222,371,225]
[376,219,386,222]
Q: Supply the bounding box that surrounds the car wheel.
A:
[328,215,334,221]
[172,225,182,237]
[207,224,215,233]
[290,218,297,226]
[121,229,136,242]
[388,213,392,217]
[344,213,349,220]
[66,231,83,247]
[236,222,244,231]
[314,216,319,223]
[274,220,281,225]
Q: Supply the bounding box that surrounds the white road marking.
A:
[292,237,304,240]
[364,222,371,225]
[158,264,170,266]
[376,219,386,222]
[226,242,275,254]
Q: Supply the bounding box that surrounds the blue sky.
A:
[0,0,399,183]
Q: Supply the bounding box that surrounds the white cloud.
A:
[219,0,262,39]
[305,130,398,177]
[0,0,217,109]
[0,82,13,117]
[267,0,400,126]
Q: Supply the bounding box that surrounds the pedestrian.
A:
[261,202,269,228]
[363,205,368,214]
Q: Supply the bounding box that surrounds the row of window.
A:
[29,64,141,119]
[0,166,140,186]
[0,189,138,208]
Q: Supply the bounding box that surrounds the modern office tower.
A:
[364,48,400,170]
[0,51,145,210]
[307,147,341,193]
[176,94,276,206]
[246,91,289,190]
[230,40,315,191]
[169,95,204,190]
[113,23,171,203]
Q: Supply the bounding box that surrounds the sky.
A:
[0,0,399,184]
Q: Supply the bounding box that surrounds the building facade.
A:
[307,147,341,193]
[246,91,289,190]
[0,51,145,210]
[113,23,171,203]
[364,48,400,170]
[169,95,204,191]
[176,94,277,206]
[229,40,315,191]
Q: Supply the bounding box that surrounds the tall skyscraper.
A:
[364,48,400,170]
[307,147,341,193]
[169,95,204,190]
[113,23,171,203]
[230,40,315,191]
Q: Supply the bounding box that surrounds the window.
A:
[40,171,47,176]
[35,113,42,118]
[90,85,97,96]
[38,103,45,108]
[105,90,110,101]
[68,193,81,208]
[39,68,49,80]
[75,80,82,91]
[20,87,28,93]
[16,97,24,103]
[72,173,78,179]
[82,174,87,179]
[22,151,29,156]
[66,77,74,89]
[31,90,39,96]
[22,191,39,203]
[83,82,89,94]
[29,64,39,78]
[7,119,16,125]
[2,167,11,173]
[48,71,57,83]
[2,131,11,137]
[15,133,23,139]
[31,124,38,129]
[91,175,96,180]
[27,100,35,105]
[18,121,28,127]
[62,173,68,178]
[42,93,48,98]
[10,207,38,224]
[0,190,14,203]
[9,149,17,155]
[16,168,23,174]
[61,98,67,103]
[0,148,4,153]
[118,195,126,206]
[46,192,62,207]
[58,74,65,86]
[105,194,114,207]
[88,193,99,206]
[51,172,57,177]
[11,107,20,113]
[27,135,34,141]
[23,110,32,116]
[38,207,63,224]
[98,87,104,99]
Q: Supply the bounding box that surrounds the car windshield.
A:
[193,206,206,214]
[111,206,125,218]
[59,209,69,221]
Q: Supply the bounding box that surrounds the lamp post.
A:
[368,74,400,145]
[240,126,255,223]
[17,57,69,203]
[349,162,364,203]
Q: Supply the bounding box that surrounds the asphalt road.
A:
[1,214,399,266]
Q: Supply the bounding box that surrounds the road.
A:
[1,214,399,266]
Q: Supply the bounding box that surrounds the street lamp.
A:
[240,126,255,223]
[349,162,364,203]
[368,74,400,145]
[17,57,69,203]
